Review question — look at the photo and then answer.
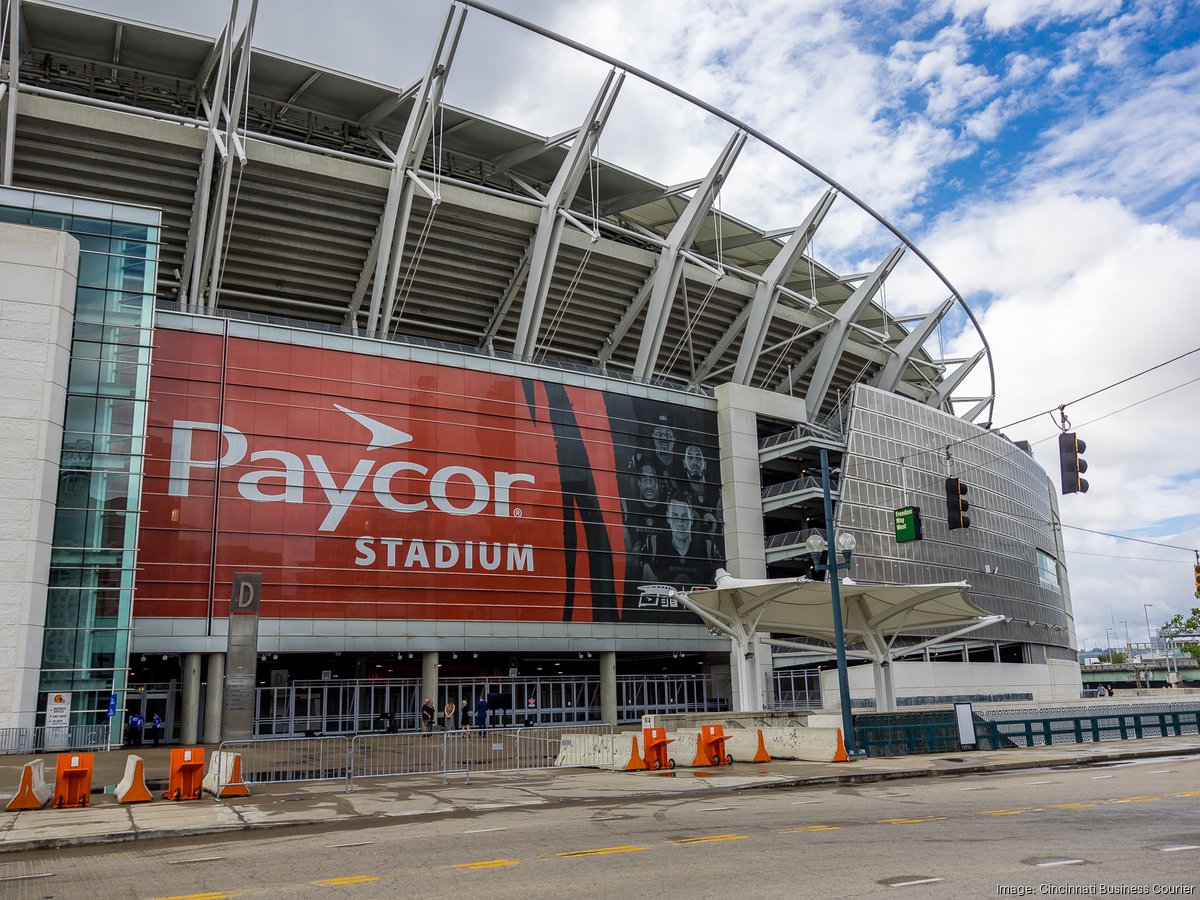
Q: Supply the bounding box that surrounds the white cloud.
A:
[930,189,1200,645]
[935,0,1123,32]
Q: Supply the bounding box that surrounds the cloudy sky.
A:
[65,0,1200,652]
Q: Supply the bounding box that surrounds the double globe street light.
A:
[804,448,862,757]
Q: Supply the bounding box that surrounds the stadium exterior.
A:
[0,1,1081,744]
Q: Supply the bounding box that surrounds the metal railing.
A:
[854,706,1200,756]
[250,674,719,737]
[0,724,111,755]
[214,723,616,794]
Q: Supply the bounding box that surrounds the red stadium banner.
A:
[137,330,723,624]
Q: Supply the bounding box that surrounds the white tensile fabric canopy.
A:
[670,569,1005,712]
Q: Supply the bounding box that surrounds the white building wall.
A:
[0,223,79,729]
[822,657,1083,711]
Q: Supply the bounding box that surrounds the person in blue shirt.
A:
[127,713,144,747]
[475,694,489,735]
[150,713,163,745]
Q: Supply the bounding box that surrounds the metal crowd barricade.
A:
[215,736,352,792]
[213,724,617,795]
[347,723,616,790]
[0,727,31,755]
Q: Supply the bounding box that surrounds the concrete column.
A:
[599,651,617,725]
[0,224,78,731]
[421,651,439,709]
[204,653,226,743]
[180,652,202,744]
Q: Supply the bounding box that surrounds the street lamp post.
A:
[804,448,861,757]
[1143,603,1155,687]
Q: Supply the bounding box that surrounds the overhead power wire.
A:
[944,344,1200,452]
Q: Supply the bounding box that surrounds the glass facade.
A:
[0,188,160,731]
[840,385,1074,659]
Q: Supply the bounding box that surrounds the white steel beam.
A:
[632,129,746,380]
[732,188,837,384]
[180,4,239,312]
[512,68,623,359]
[202,1,259,313]
[871,295,954,392]
[363,3,465,338]
[804,244,905,419]
[928,348,986,410]
[2,0,20,186]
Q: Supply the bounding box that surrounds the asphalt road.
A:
[2,755,1198,899]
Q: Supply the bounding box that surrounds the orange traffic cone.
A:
[625,735,649,771]
[832,729,849,762]
[753,729,772,763]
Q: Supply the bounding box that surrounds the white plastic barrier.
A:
[203,751,250,798]
[115,754,154,803]
[553,733,626,769]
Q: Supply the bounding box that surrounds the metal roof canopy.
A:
[672,569,1004,712]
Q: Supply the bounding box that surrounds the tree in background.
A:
[1161,608,1200,664]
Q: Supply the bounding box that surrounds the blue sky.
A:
[66,0,1200,650]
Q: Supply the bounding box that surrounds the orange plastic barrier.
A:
[162,747,205,801]
[832,729,849,762]
[641,727,674,770]
[692,724,733,767]
[6,759,52,811]
[752,729,772,763]
[625,735,649,771]
[53,752,94,808]
[115,755,154,804]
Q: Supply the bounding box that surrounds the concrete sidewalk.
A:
[1,735,1198,854]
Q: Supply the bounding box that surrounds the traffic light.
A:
[945,477,970,530]
[1058,431,1089,495]
[1194,563,1200,598]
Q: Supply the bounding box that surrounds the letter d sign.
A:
[231,573,262,616]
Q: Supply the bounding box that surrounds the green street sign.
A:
[895,506,923,543]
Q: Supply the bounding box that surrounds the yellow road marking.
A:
[557,845,647,858]
[1107,796,1159,804]
[876,816,945,825]
[158,894,229,900]
[1046,803,1097,809]
[667,834,749,844]
[455,859,521,870]
[979,808,1037,816]
[780,825,841,833]
[315,876,380,885]
[1175,791,1200,797]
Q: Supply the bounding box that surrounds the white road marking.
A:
[168,857,226,865]
[792,799,823,804]
[1091,775,1115,779]
[1036,859,1084,867]
[1028,780,1056,784]
[327,841,374,848]
[1159,845,1200,853]
[700,806,733,811]
[891,877,944,886]
[464,826,508,834]
[959,786,986,791]
[0,874,54,882]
